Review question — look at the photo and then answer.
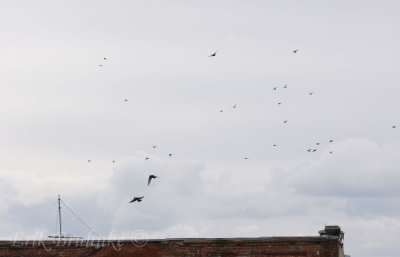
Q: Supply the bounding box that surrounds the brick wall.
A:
[0,237,343,257]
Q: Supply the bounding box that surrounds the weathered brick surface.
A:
[0,237,343,257]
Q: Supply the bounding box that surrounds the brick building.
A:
[0,226,346,257]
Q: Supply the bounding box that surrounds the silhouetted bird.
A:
[329,139,334,143]
[209,51,217,57]
[152,145,158,149]
[129,196,144,203]
[233,104,237,109]
[293,50,298,53]
[312,149,317,152]
[316,143,320,146]
[112,160,115,163]
[220,110,223,113]
[103,57,107,60]
[145,157,149,160]
[278,102,282,105]
[244,157,248,160]
[273,87,277,91]
[99,64,103,67]
[283,120,288,124]
[309,92,314,96]
[329,151,334,154]
[307,149,312,152]
[284,84,287,88]
[124,99,128,102]
[273,144,277,147]
[169,154,173,157]
[393,125,397,128]
[88,160,91,163]
[148,175,158,186]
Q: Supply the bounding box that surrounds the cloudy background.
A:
[1,0,400,256]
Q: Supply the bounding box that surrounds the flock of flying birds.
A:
[93,49,397,204]
[128,148,170,203]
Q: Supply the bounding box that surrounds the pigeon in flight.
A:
[316,142,320,146]
[312,149,317,152]
[124,99,128,102]
[88,160,91,163]
[129,196,144,203]
[393,125,397,128]
[283,120,288,124]
[169,154,173,157]
[148,175,158,186]
[209,51,217,57]
[152,145,158,149]
[273,144,277,147]
[112,160,115,163]
[278,102,282,105]
[273,87,277,91]
[293,50,298,53]
[309,92,314,96]
[99,64,103,67]
[103,57,107,60]
[329,151,334,154]
[233,104,237,109]
[244,157,248,160]
[329,139,334,143]
[145,157,149,160]
[219,109,223,113]
[307,149,312,152]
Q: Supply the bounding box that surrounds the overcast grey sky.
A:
[1,0,400,256]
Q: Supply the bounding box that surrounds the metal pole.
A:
[58,194,62,237]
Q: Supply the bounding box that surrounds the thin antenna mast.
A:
[48,195,86,239]
[58,194,62,237]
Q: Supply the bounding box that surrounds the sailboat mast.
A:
[58,194,62,237]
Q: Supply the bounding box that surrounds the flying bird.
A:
[112,160,115,163]
[273,87,277,91]
[99,64,103,67]
[219,109,223,113]
[316,143,320,146]
[284,84,287,88]
[233,104,237,109]
[278,102,282,105]
[393,125,397,128]
[273,144,277,147]
[293,50,298,53]
[124,99,128,102]
[307,149,312,152]
[209,50,217,57]
[329,151,334,154]
[244,157,248,160]
[88,160,91,163]
[103,57,107,60]
[283,120,288,124]
[169,154,173,157]
[152,145,158,149]
[145,157,149,160]
[129,196,144,203]
[148,175,158,186]
[312,149,317,152]
[329,139,334,143]
[309,92,314,96]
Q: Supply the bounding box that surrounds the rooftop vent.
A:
[318,225,344,244]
